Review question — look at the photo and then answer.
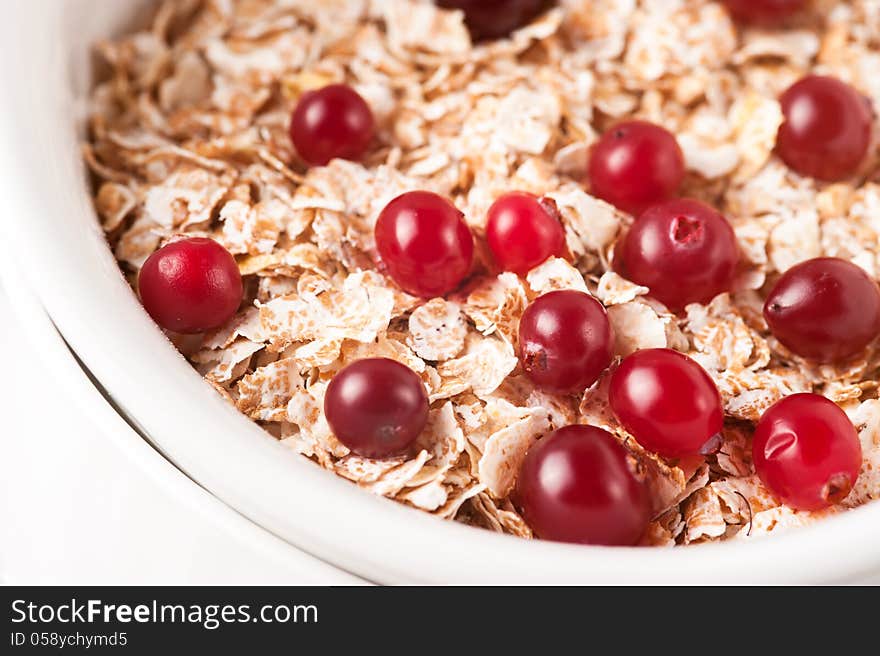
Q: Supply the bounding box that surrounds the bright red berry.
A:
[289,84,374,166]
[435,0,550,41]
[763,257,880,363]
[753,393,862,511]
[138,237,242,334]
[615,198,739,311]
[776,75,873,181]
[588,120,685,216]
[375,191,474,298]
[722,0,805,23]
[518,290,613,394]
[324,358,429,459]
[515,424,651,546]
[609,348,723,459]
[486,192,566,275]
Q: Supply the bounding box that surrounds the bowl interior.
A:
[2,0,879,583]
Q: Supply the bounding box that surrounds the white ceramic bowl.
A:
[2,0,879,584]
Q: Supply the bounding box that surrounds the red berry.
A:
[289,84,374,166]
[723,0,805,23]
[138,237,242,334]
[518,290,613,394]
[435,0,550,41]
[588,120,685,216]
[324,358,429,459]
[609,348,723,459]
[375,191,474,298]
[776,75,873,181]
[615,198,739,311]
[763,257,880,363]
[753,393,862,511]
[515,425,651,546]
[486,192,566,275]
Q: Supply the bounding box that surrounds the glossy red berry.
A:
[615,198,739,311]
[324,358,429,459]
[753,393,862,511]
[776,75,873,181]
[723,0,805,23]
[588,120,685,216]
[486,192,566,275]
[289,84,374,166]
[515,425,651,546]
[763,257,880,363]
[518,290,613,394]
[138,237,242,334]
[435,0,550,41]
[375,191,474,298]
[609,348,723,459]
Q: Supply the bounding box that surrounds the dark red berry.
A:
[375,191,474,298]
[515,425,651,546]
[518,290,613,394]
[609,348,723,459]
[763,257,880,363]
[776,75,873,181]
[615,198,739,311]
[588,120,685,216]
[723,0,805,23]
[289,84,374,166]
[138,237,242,334]
[324,358,429,459]
[486,192,566,275]
[435,0,550,41]
[753,393,862,511]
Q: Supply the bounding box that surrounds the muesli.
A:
[85,0,880,546]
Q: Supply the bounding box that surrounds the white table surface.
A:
[0,266,362,585]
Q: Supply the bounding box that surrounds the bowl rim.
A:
[0,242,366,585]
[3,0,879,584]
